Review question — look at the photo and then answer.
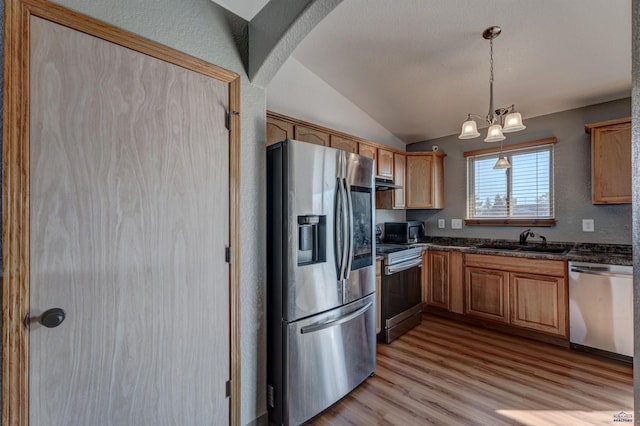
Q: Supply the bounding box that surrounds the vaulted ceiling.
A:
[215,0,632,143]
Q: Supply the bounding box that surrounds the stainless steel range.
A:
[376,244,423,343]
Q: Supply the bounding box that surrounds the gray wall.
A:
[407,98,632,245]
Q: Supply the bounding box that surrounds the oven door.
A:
[380,257,422,343]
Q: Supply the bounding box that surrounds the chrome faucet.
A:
[519,229,534,245]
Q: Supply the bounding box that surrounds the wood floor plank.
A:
[308,314,632,426]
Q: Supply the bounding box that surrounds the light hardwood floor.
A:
[309,314,633,426]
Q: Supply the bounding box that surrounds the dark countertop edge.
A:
[403,241,632,266]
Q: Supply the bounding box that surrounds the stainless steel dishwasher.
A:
[569,261,633,362]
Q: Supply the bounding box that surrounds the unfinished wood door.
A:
[28,16,230,425]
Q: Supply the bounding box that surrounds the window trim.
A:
[464,137,557,227]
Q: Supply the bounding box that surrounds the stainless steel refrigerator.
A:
[267,139,376,426]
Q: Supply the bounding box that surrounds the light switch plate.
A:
[451,219,463,229]
[582,219,595,232]
[438,219,445,229]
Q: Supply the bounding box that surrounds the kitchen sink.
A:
[518,246,569,254]
[476,243,569,254]
[476,244,521,251]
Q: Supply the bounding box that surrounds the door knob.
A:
[39,308,66,328]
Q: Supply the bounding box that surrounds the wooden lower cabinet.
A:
[465,267,509,323]
[464,253,568,337]
[510,272,566,336]
[422,250,464,314]
[425,251,450,309]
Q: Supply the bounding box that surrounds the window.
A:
[466,141,555,226]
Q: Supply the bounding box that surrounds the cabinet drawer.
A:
[465,254,566,277]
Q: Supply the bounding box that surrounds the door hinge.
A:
[225,110,239,131]
[225,379,232,398]
[225,246,232,264]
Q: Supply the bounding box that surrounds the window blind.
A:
[467,144,554,220]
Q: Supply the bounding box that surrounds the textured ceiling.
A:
[219,0,632,143]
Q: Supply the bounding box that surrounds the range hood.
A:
[375,176,402,191]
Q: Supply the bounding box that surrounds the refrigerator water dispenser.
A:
[297,215,326,265]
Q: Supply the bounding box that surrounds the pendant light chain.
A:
[489,37,494,87]
[488,36,495,124]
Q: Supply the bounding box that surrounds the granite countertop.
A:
[405,237,632,266]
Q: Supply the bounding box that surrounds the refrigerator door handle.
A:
[344,178,354,279]
[335,177,348,280]
[300,302,373,334]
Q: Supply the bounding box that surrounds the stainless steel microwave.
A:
[383,221,425,244]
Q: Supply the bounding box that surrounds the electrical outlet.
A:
[582,219,595,232]
[438,219,445,229]
[451,219,463,229]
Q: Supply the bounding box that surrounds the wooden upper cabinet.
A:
[585,117,631,204]
[393,153,406,209]
[405,152,445,209]
[266,116,293,146]
[294,125,329,147]
[358,143,377,161]
[330,135,358,153]
[377,148,394,178]
[358,143,378,173]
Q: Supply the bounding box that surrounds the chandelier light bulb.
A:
[503,111,526,133]
[484,124,505,142]
[459,119,480,139]
[493,156,511,169]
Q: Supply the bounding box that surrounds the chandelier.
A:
[458,26,526,167]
